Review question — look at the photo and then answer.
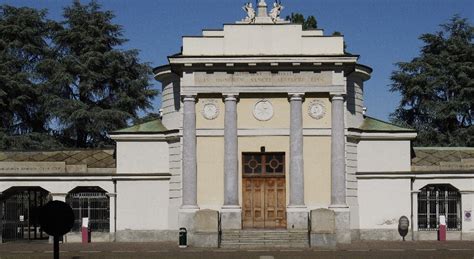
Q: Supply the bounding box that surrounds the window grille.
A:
[243,152,285,177]
[66,187,109,232]
[418,184,461,231]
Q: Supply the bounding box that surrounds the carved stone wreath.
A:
[308,100,326,120]
[201,100,219,120]
[253,99,274,121]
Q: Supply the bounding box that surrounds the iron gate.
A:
[1,187,50,242]
[418,184,462,231]
[66,189,109,232]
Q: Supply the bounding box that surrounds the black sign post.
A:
[39,200,74,259]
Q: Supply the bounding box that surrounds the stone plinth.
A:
[220,206,242,230]
[334,208,351,244]
[287,206,308,230]
[191,209,218,247]
[310,208,336,248]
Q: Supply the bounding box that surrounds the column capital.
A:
[288,93,305,101]
[330,94,345,101]
[181,95,197,102]
[106,193,117,198]
[223,94,239,102]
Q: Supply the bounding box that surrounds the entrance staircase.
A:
[220,229,309,248]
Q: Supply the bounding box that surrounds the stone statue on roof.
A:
[269,1,284,23]
[242,2,256,23]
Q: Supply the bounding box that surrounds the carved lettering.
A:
[194,71,331,87]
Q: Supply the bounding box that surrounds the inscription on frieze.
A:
[194,71,331,87]
[0,162,66,174]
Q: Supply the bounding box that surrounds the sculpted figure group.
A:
[242,1,284,24]
[269,1,284,23]
[242,2,256,23]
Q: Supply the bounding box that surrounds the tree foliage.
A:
[286,13,317,30]
[0,1,157,149]
[390,15,474,147]
[0,5,63,150]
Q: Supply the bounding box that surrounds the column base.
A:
[286,206,308,230]
[329,205,351,244]
[178,206,199,230]
[220,206,242,230]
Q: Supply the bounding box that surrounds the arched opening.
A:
[66,187,110,232]
[418,184,461,231]
[1,187,51,242]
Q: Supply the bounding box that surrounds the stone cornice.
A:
[357,171,474,179]
[347,130,417,140]
[109,132,180,142]
[168,56,358,70]
[0,173,171,181]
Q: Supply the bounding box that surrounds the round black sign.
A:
[398,216,410,238]
[39,200,75,236]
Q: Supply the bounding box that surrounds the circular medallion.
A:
[308,100,326,120]
[253,100,274,121]
[201,101,219,120]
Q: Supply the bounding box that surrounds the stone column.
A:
[329,94,351,244]
[330,94,346,207]
[179,95,199,231]
[223,94,239,207]
[107,193,116,237]
[182,95,198,209]
[221,94,241,230]
[289,93,305,206]
[287,93,308,230]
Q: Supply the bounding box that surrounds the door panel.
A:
[242,177,286,229]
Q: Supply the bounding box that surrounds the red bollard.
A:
[438,224,447,241]
[81,226,88,244]
[81,218,90,244]
[438,215,447,241]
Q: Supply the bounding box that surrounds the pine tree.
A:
[286,13,317,30]
[41,1,157,148]
[390,15,473,146]
[0,5,62,150]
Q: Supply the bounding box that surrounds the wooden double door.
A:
[242,152,286,229]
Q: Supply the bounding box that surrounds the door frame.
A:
[241,152,287,229]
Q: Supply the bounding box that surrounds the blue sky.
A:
[3,0,473,121]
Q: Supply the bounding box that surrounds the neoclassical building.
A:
[1,1,473,246]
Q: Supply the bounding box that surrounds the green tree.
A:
[286,13,317,30]
[0,5,62,150]
[390,15,473,147]
[41,1,157,148]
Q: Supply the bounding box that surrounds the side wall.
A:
[358,178,412,240]
[116,141,169,174]
[116,180,173,241]
[358,140,412,172]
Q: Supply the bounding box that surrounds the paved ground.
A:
[0,241,474,258]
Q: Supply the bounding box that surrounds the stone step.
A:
[220,243,309,249]
[220,229,309,248]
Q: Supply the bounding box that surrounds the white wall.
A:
[358,140,411,172]
[116,141,169,174]
[358,178,411,230]
[116,180,170,230]
[183,24,344,56]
